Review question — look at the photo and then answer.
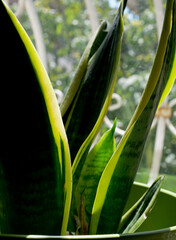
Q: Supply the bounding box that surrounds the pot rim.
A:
[134,181,176,198]
[1,182,176,239]
[0,226,176,240]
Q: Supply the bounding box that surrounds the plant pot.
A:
[0,182,176,240]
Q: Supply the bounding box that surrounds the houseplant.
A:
[0,0,176,239]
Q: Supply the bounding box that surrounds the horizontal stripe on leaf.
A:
[69,121,116,233]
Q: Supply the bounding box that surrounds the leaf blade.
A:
[70,121,116,232]
[60,21,108,117]
[0,1,72,235]
[64,4,124,161]
[118,176,164,234]
[89,0,176,234]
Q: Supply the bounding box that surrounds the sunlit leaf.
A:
[89,0,176,234]
[69,121,116,232]
[0,0,71,235]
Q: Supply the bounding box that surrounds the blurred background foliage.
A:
[7,0,176,190]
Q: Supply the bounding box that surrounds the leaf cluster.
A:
[0,0,176,236]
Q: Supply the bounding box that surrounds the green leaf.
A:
[158,1,176,106]
[72,91,116,192]
[69,121,116,233]
[0,1,71,235]
[63,3,124,161]
[89,0,176,234]
[60,20,108,117]
[118,176,164,233]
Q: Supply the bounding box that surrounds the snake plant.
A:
[0,0,175,236]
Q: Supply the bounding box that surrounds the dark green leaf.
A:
[63,4,124,161]
[0,1,71,235]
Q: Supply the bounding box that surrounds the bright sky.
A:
[108,0,119,8]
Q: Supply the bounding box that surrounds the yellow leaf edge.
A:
[2,1,72,235]
[89,0,174,234]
